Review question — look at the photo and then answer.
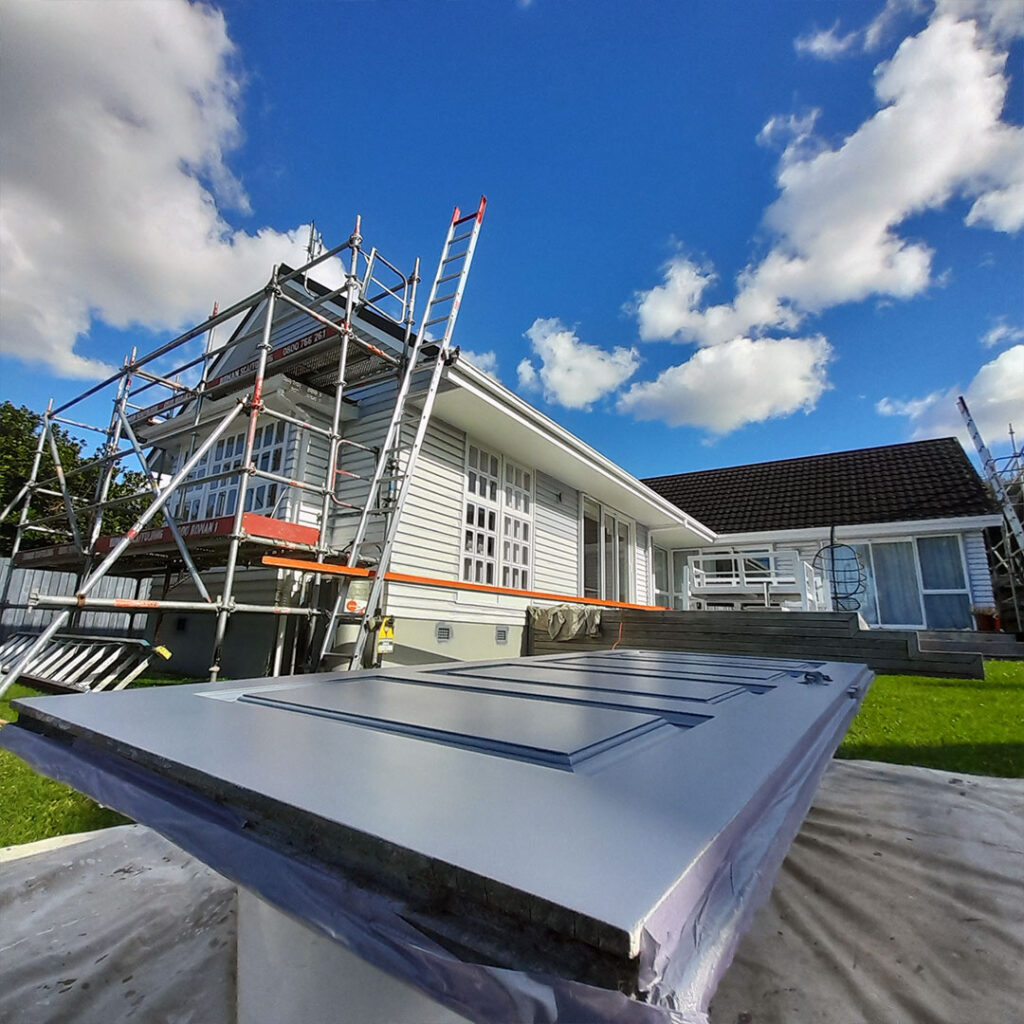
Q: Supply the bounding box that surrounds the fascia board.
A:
[709,514,1004,548]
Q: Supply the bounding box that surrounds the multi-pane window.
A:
[462,445,532,588]
[178,421,289,522]
[502,462,531,589]
[464,444,500,585]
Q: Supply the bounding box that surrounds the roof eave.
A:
[439,360,716,542]
[705,513,1005,547]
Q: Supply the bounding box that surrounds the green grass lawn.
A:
[2,662,1022,848]
[1,682,129,846]
[0,673,200,848]
[837,659,1024,778]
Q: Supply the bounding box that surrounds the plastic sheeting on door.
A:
[1,680,857,1024]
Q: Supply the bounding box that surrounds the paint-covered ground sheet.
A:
[1,760,1021,1024]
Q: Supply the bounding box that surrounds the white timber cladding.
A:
[329,388,394,554]
[292,415,331,528]
[391,416,465,582]
[963,530,995,606]
[533,472,580,595]
[635,524,650,606]
[158,566,285,606]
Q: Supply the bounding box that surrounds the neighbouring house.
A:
[642,439,1002,630]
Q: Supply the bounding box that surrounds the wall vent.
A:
[435,622,453,643]
[495,626,509,645]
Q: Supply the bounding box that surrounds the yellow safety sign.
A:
[376,617,395,655]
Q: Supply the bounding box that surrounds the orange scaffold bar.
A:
[261,555,669,611]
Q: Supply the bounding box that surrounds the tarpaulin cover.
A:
[527,603,602,642]
[2,760,1021,1023]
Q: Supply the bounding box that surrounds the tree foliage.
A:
[0,401,155,557]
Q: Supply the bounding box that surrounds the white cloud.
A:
[795,0,926,60]
[980,319,1024,348]
[618,336,832,434]
[756,110,824,164]
[635,10,1024,350]
[516,318,639,410]
[877,344,1024,443]
[795,22,861,60]
[933,0,1024,45]
[794,1,1023,62]
[0,1,341,380]
[459,348,500,381]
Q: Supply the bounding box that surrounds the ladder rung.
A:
[324,613,364,627]
[436,271,462,285]
[430,291,458,306]
[424,315,449,328]
[441,252,465,266]
[450,230,474,244]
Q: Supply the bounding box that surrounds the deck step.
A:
[527,609,987,678]
[917,631,1024,660]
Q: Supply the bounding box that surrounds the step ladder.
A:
[317,197,487,670]
[0,631,171,695]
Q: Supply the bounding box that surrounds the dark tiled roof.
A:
[643,438,997,534]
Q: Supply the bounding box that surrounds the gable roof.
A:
[642,438,997,535]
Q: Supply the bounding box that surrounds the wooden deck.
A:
[525,608,985,679]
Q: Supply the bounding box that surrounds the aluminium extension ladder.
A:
[0,631,170,694]
[318,197,487,670]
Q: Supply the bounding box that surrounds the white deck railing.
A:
[688,551,798,589]
[684,550,829,612]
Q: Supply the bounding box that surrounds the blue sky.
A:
[1,0,1021,479]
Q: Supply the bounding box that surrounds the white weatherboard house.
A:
[86,267,998,679]
[141,269,714,677]
[642,440,1002,631]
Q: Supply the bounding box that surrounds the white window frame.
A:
[460,442,534,590]
[652,545,671,607]
[178,421,291,523]
[847,533,971,629]
[579,496,634,603]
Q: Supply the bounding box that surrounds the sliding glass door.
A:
[871,542,923,627]
[852,535,971,629]
[581,498,633,602]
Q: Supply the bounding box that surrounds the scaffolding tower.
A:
[0,199,486,696]
[958,396,1024,633]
